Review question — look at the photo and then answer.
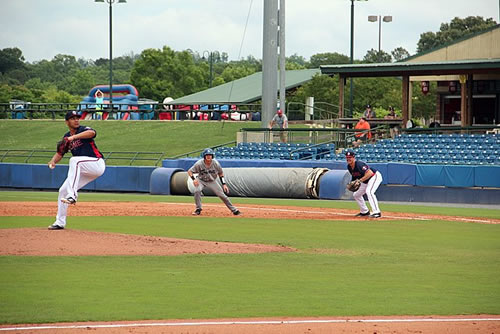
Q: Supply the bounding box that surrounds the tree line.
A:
[0,16,496,120]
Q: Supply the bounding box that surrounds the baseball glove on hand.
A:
[56,137,71,156]
[346,179,361,192]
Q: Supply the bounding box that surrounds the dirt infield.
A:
[1,316,500,334]
[1,201,499,224]
[1,200,499,333]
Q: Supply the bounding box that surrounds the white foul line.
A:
[163,202,500,224]
[2,318,500,331]
[162,202,431,221]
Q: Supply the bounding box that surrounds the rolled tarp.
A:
[169,168,328,199]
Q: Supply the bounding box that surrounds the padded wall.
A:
[0,163,154,192]
[377,184,500,204]
[162,159,500,189]
[475,166,500,188]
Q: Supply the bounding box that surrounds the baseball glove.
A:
[346,179,361,192]
[56,137,71,156]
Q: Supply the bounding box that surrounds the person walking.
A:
[47,110,106,230]
[187,148,240,216]
[345,149,382,218]
[268,109,288,142]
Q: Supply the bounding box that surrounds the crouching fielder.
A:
[47,111,106,230]
[187,148,240,216]
[345,149,382,218]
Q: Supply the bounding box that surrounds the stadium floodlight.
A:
[94,0,127,106]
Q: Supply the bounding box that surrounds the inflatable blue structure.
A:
[79,84,139,120]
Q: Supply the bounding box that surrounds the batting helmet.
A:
[202,148,215,158]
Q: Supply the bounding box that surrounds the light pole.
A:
[95,0,126,107]
[202,51,220,88]
[368,15,392,62]
[348,0,367,118]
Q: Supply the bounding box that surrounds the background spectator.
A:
[353,117,371,148]
[268,109,288,142]
[384,106,400,138]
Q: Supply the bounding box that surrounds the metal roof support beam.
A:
[460,76,467,127]
[467,74,474,126]
[402,75,410,128]
[338,75,345,118]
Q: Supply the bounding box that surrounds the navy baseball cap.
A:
[65,111,79,120]
[345,149,355,157]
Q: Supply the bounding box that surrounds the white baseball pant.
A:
[353,171,382,215]
[55,156,106,227]
[193,179,237,213]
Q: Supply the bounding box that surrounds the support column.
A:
[467,74,473,126]
[338,75,345,118]
[261,0,279,128]
[402,76,410,128]
[460,75,467,127]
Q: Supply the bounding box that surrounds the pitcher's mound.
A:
[0,228,295,256]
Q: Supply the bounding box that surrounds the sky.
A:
[1,0,499,64]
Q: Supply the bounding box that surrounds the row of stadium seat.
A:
[213,134,499,165]
[215,143,336,160]
[333,133,500,165]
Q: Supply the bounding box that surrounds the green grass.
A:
[0,192,500,324]
[0,119,261,164]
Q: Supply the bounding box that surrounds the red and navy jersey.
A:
[64,126,103,158]
[348,160,377,184]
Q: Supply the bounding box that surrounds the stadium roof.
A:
[169,69,320,105]
[320,58,500,77]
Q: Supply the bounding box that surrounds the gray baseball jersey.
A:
[271,114,288,129]
[189,158,223,182]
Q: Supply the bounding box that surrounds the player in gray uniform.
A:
[187,148,240,216]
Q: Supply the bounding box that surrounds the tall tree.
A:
[0,48,25,75]
[416,16,497,53]
[309,52,350,68]
[287,74,340,119]
[391,47,410,62]
[287,53,307,67]
[362,49,392,63]
[130,46,206,100]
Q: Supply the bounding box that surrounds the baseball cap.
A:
[366,104,371,109]
[65,110,79,120]
[345,149,356,157]
[277,109,283,115]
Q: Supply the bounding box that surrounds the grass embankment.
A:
[0,119,261,164]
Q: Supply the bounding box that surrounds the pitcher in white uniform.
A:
[47,110,106,230]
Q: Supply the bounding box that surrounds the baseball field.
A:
[0,190,499,333]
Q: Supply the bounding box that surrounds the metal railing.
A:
[170,141,237,159]
[0,149,167,166]
[0,103,263,121]
[286,101,339,122]
[240,127,386,149]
